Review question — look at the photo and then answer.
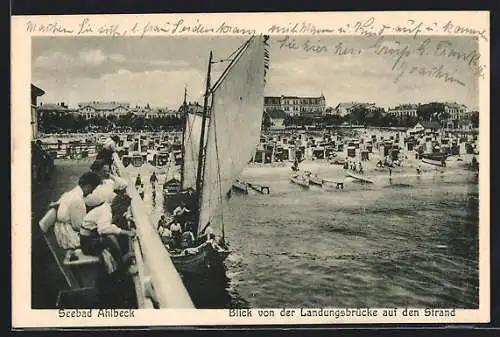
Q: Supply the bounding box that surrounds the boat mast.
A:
[180,86,187,187]
[194,51,213,233]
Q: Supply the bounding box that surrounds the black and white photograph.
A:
[12,12,489,326]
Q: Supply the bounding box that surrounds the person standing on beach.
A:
[137,183,145,200]
[150,172,158,205]
[150,172,158,186]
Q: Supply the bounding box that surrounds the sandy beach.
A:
[240,150,478,187]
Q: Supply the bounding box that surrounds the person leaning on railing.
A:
[52,172,102,250]
[85,159,128,209]
[79,190,137,276]
[111,179,133,253]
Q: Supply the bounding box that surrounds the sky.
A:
[31,35,481,110]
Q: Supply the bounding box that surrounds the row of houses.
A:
[37,93,474,131]
[37,101,203,119]
[264,98,475,130]
[263,97,471,119]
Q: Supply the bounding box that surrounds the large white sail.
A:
[198,36,268,232]
[182,112,208,189]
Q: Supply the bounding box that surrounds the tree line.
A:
[38,113,185,133]
[39,103,479,134]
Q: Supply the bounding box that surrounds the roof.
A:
[444,102,467,109]
[418,121,441,129]
[38,103,68,111]
[389,104,418,110]
[281,95,324,100]
[336,102,375,110]
[78,102,130,111]
[31,84,45,97]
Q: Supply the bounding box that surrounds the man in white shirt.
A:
[85,160,128,208]
[54,172,102,250]
[80,193,136,274]
[172,201,191,225]
[169,221,182,248]
[158,225,173,247]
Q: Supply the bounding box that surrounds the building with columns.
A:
[264,94,326,116]
[77,101,131,119]
[387,104,419,119]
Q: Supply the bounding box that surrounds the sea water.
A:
[31,159,479,309]
[187,164,479,309]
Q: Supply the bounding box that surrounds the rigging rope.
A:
[211,37,253,64]
[183,114,202,185]
[211,102,226,239]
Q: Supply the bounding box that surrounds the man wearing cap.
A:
[111,179,132,252]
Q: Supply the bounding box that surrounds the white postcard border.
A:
[11,11,490,328]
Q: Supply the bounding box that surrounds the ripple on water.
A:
[34,160,479,309]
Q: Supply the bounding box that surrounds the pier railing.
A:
[112,153,195,309]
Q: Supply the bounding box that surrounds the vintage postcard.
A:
[11,11,489,328]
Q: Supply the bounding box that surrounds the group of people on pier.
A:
[134,172,159,204]
[156,193,224,255]
[50,136,138,281]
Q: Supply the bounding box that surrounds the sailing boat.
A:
[163,35,270,274]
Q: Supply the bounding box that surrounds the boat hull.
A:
[421,152,447,167]
[169,244,230,274]
[309,176,323,186]
[421,158,446,167]
[346,172,374,184]
[421,152,447,161]
[232,181,249,194]
[290,175,310,188]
